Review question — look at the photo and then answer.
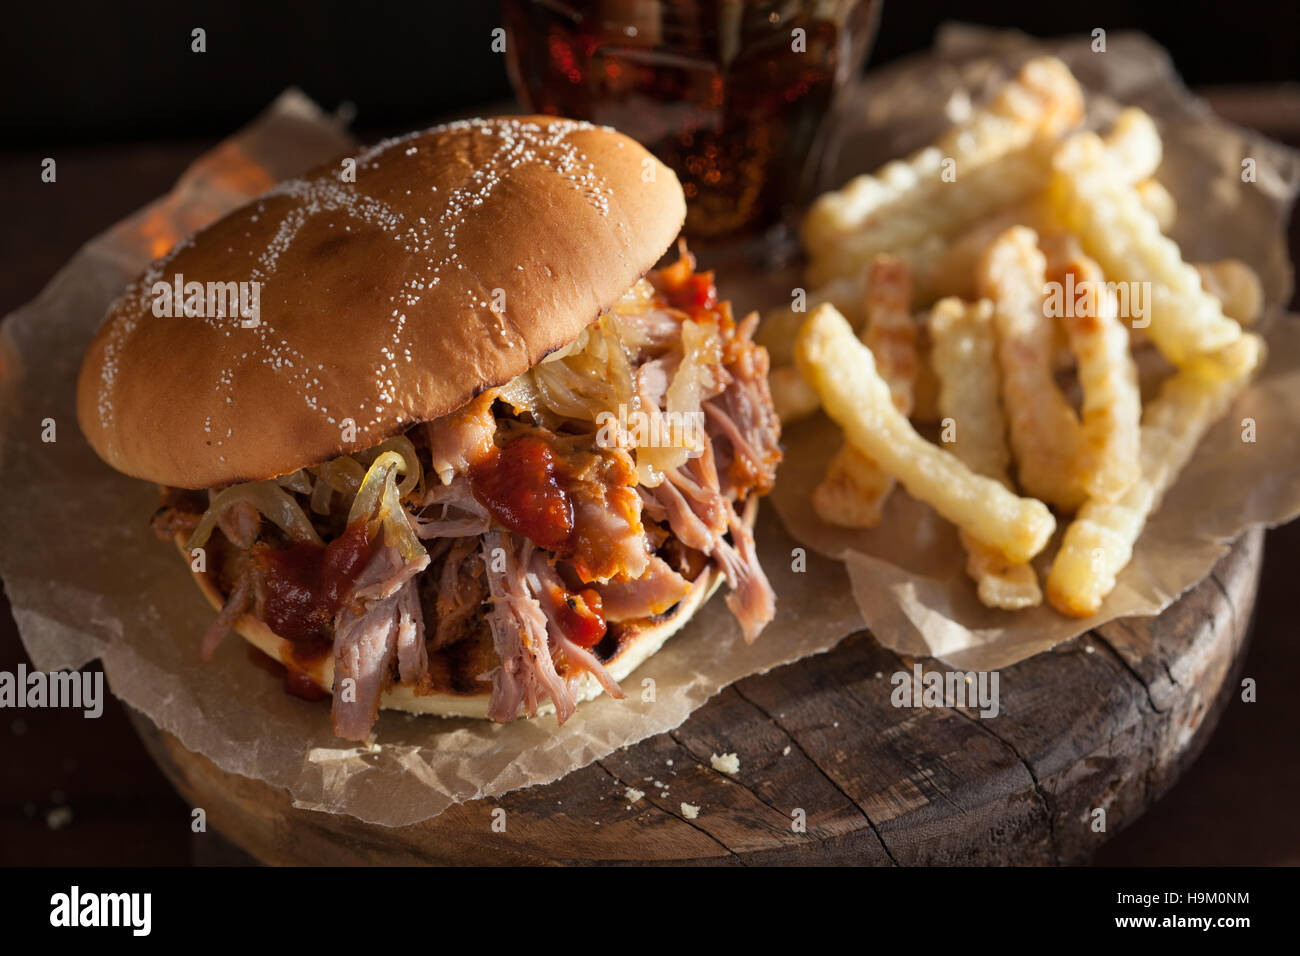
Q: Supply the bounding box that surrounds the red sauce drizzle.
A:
[470,435,610,647]
[555,587,606,648]
[257,520,371,644]
[677,273,718,315]
[469,435,574,552]
[653,255,720,320]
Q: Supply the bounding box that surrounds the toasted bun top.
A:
[77,116,686,488]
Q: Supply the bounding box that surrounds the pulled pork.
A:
[161,248,781,740]
[332,546,430,740]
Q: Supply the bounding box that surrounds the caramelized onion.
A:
[355,435,422,497]
[524,314,635,424]
[275,469,313,495]
[185,482,323,552]
[311,457,365,495]
[348,450,426,561]
[309,476,334,515]
[380,469,425,560]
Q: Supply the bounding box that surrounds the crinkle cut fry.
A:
[768,364,822,424]
[854,107,1163,306]
[1196,259,1264,327]
[861,254,919,414]
[807,139,1063,288]
[929,297,1042,610]
[1040,234,1142,503]
[802,55,1084,255]
[813,256,916,529]
[978,225,1086,511]
[1049,129,1242,366]
[1046,334,1264,617]
[796,303,1055,565]
[812,444,895,529]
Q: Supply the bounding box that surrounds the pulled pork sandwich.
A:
[76,117,780,741]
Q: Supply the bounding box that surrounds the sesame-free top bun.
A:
[76,116,686,489]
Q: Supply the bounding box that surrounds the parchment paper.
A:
[768,25,1300,669]
[0,91,862,827]
[2,26,1296,828]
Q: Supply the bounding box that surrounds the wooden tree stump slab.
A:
[130,528,1263,866]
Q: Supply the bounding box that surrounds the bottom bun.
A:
[178,498,753,721]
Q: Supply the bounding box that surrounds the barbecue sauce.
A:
[652,253,725,323]
[469,435,574,552]
[554,587,606,648]
[469,435,610,646]
[257,520,371,645]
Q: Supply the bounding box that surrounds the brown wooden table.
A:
[2,87,1298,866]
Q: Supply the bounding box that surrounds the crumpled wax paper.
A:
[0,90,862,826]
[765,25,1300,670]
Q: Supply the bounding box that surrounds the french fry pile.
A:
[767,56,1267,619]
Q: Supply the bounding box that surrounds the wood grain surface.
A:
[131,529,1262,866]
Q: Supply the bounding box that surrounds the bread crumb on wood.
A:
[710,752,740,776]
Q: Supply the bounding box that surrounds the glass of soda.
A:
[503,0,881,240]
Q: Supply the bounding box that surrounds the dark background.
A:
[1,2,1298,865]
[2,1,1296,146]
